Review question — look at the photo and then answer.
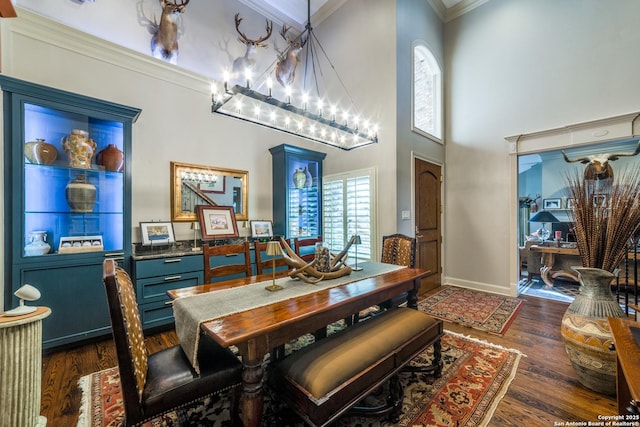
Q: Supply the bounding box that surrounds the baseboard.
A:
[443,276,519,297]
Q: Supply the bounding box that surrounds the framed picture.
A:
[593,194,607,207]
[566,198,576,209]
[543,198,561,209]
[140,222,176,246]
[250,220,273,238]
[196,205,239,240]
[199,176,225,193]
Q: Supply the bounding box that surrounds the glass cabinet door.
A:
[22,101,126,257]
[287,156,321,238]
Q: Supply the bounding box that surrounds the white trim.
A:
[2,7,212,95]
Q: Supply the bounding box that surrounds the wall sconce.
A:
[5,284,41,316]
[265,241,284,292]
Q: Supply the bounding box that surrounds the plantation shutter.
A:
[322,169,375,262]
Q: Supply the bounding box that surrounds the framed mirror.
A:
[170,161,248,222]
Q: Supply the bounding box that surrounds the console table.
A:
[608,317,640,414]
[530,245,580,287]
[0,306,51,427]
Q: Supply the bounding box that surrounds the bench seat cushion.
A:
[271,307,443,426]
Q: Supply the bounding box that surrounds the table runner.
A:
[173,262,404,373]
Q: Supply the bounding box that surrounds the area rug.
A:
[419,286,524,336]
[77,331,524,427]
[519,278,577,303]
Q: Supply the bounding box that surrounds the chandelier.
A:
[211,1,378,151]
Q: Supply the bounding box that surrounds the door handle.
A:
[415,226,423,239]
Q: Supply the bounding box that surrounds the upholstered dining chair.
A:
[203,241,252,284]
[381,233,416,268]
[294,236,322,262]
[352,233,417,324]
[101,259,242,426]
[255,239,291,275]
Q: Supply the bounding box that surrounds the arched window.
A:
[412,41,442,143]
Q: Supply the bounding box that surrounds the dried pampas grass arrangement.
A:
[565,168,640,272]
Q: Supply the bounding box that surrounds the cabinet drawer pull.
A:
[225,254,239,257]
[164,258,182,263]
[104,252,125,258]
[164,275,182,281]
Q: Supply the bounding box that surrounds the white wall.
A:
[0,1,399,307]
[444,0,640,294]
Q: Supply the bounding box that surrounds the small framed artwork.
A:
[593,194,607,207]
[543,198,561,209]
[196,205,239,240]
[566,198,576,209]
[199,176,225,193]
[250,220,274,239]
[140,222,176,246]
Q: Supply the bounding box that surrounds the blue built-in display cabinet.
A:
[269,144,326,239]
[0,75,140,349]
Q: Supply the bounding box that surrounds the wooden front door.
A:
[414,158,442,295]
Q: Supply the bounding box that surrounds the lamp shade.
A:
[266,241,282,256]
[529,211,560,223]
[353,235,362,245]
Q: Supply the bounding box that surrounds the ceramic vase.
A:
[304,166,313,188]
[66,174,97,213]
[24,231,51,256]
[24,138,58,165]
[560,267,625,395]
[293,168,306,189]
[96,144,124,172]
[62,129,97,168]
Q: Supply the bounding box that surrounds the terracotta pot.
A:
[97,144,124,172]
[65,174,97,213]
[62,129,97,168]
[560,267,625,395]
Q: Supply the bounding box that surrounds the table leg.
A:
[236,339,268,427]
[539,252,556,288]
[407,281,419,309]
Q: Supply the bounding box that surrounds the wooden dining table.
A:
[167,265,430,427]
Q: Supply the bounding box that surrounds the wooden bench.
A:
[268,307,444,427]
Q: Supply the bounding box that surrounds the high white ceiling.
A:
[239,0,482,29]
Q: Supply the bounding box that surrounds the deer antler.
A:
[278,237,353,284]
[234,13,273,48]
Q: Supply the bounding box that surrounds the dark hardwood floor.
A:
[41,294,617,426]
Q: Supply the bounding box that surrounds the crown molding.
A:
[428,0,489,23]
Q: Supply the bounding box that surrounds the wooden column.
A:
[0,307,51,427]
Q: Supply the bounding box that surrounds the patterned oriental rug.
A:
[77,331,524,427]
[419,286,525,336]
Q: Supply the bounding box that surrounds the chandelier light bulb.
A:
[302,93,309,110]
[244,68,252,89]
[266,77,273,97]
[270,110,277,123]
[285,86,292,104]
[330,105,337,121]
[317,99,324,116]
[342,111,349,125]
[253,105,261,118]
[223,71,230,91]
[285,116,291,128]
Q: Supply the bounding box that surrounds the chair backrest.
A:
[203,241,252,283]
[381,234,416,268]
[102,259,147,422]
[254,240,291,275]
[294,236,322,262]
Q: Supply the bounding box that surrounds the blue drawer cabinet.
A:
[133,254,203,329]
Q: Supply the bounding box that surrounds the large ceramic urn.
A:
[560,267,625,395]
[62,129,97,168]
[65,174,97,213]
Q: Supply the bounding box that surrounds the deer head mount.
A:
[562,141,640,181]
[275,25,308,88]
[231,13,273,77]
[151,0,189,65]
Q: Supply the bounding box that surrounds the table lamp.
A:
[4,284,41,316]
[352,235,363,271]
[191,221,200,251]
[265,241,284,291]
[529,210,559,244]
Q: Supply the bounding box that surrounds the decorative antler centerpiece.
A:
[279,236,356,284]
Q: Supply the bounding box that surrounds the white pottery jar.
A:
[24,231,51,256]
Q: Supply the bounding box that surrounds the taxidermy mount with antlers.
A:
[151,0,189,65]
[275,25,308,88]
[561,140,640,181]
[232,13,273,77]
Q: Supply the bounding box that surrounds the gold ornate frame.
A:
[170,161,248,222]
